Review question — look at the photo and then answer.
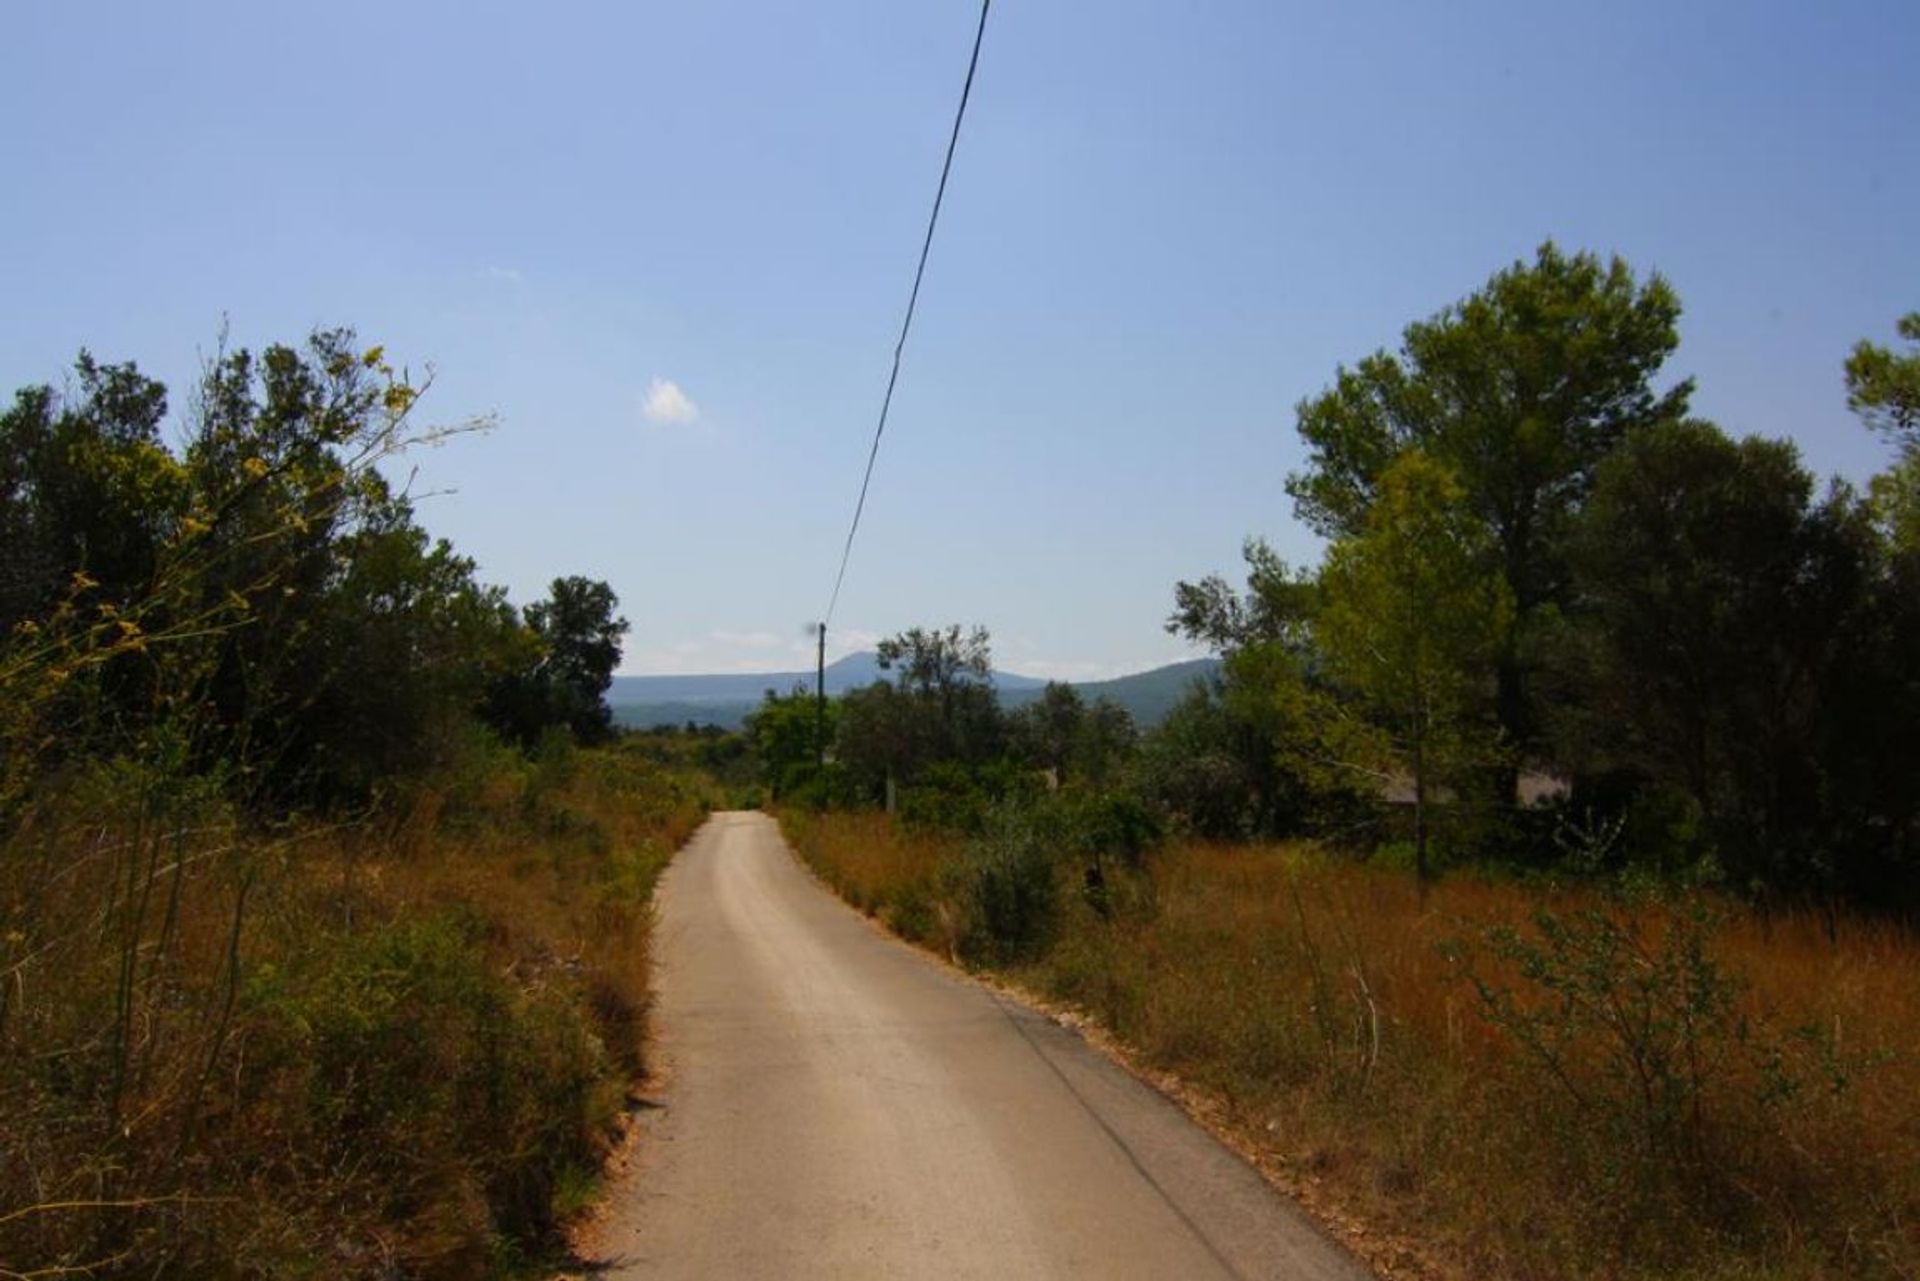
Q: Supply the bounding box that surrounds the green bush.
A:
[1062,788,1164,870]
[1449,903,1738,1165]
[900,759,1047,836]
[777,761,857,812]
[950,804,1061,962]
[1443,898,1868,1253]
[884,881,942,946]
[246,910,616,1257]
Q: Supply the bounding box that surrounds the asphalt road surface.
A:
[590,811,1373,1280]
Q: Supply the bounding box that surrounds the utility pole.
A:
[815,621,827,770]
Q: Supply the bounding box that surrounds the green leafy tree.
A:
[489,576,629,747]
[1167,537,1316,655]
[178,330,458,799]
[1846,311,1920,444]
[0,356,183,632]
[1010,681,1084,779]
[836,625,1005,801]
[1288,243,1689,761]
[834,679,920,803]
[303,503,527,791]
[1074,696,1136,789]
[1869,449,1920,556]
[1851,311,1920,562]
[1314,452,1514,880]
[1561,420,1884,896]
[746,684,839,800]
[1162,542,1328,838]
[528,575,628,742]
[0,358,192,772]
[874,623,1003,763]
[1136,681,1263,839]
[1843,314,1920,906]
[1008,682,1137,788]
[1,330,508,805]
[877,625,991,718]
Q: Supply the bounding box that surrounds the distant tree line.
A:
[749,625,1137,815]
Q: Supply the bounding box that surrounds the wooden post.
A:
[815,622,827,770]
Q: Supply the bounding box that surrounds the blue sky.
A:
[4,1,1915,677]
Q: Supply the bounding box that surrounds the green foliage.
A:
[1169,276,1920,910]
[1317,454,1513,705]
[744,682,838,802]
[1451,903,1744,1163]
[253,910,610,1238]
[948,804,1063,962]
[0,329,558,810]
[876,623,992,696]
[1156,551,1346,840]
[1288,241,1687,559]
[1134,678,1264,839]
[1445,899,1875,1258]
[1869,447,1920,556]
[1288,243,1688,758]
[920,787,1162,951]
[1059,787,1163,872]
[898,758,1045,835]
[1554,419,1902,897]
[1845,311,1920,443]
[834,624,1006,799]
[486,576,630,749]
[1008,680,1085,778]
[1167,537,1317,654]
[0,355,181,632]
[1006,682,1137,788]
[0,330,684,1276]
[1314,453,1515,877]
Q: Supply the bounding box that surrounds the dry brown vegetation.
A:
[1,740,709,1279]
[784,810,1920,1281]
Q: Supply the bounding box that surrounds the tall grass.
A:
[784,813,1920,1281]
[0,738,709,1279]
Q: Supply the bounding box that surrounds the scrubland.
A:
[784,810,1920,1281]
[0,740,708,1279]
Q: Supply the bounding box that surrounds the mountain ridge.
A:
[610,652,1219,731]
[609,651,1045,708]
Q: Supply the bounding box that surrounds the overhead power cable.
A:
[823,0,992,628]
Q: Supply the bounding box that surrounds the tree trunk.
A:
[1413,729,1431,888]
[1492,650,1525,807]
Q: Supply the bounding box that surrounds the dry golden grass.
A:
[0,740,710,1279]
[786,814,1920,1281]
[782,809,940,914]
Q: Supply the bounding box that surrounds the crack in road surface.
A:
[587,812,1374,1280]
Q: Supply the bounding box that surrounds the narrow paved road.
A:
[591,812,1372,1280]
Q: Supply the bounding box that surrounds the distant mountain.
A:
[610,651,1042,706]
[609,652,1216,731]
[1002,657,1222,727]
[609,652,870,710]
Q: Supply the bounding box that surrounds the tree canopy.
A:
[1288,243,1690,757]
[1846,312,1920,444]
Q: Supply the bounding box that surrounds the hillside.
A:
[1000,657,1221,726]
[610,653,1217,731]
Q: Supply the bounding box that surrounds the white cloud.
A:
[484,265,523,284]
[641,376,700,425]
